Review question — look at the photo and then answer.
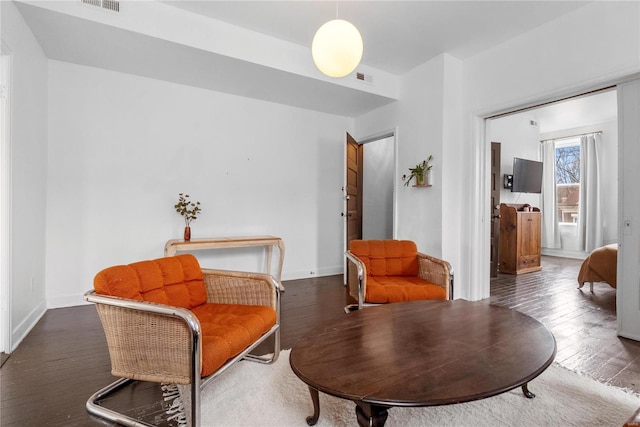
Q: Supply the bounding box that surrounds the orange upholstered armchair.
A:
[84,254,280,427]
[345,239,453,310]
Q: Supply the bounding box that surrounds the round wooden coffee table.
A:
[290,300,556,427]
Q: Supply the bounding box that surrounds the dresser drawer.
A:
[518,255,540,270]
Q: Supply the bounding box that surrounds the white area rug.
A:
[174,350,639,427]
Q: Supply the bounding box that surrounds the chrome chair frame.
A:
[84,274,281,427]
[344,250,454,312]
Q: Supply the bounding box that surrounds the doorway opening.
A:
[362,135,395,240]
[487,88,618,284]
[344,130,397,254]
[485,88,620,345]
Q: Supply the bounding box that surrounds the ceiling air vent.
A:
[356,72,373,85]
[81,0,120,13]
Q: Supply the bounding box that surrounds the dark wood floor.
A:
[1,256,638,426]
[491,256,640,392]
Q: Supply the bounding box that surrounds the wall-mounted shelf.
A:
[412,184,432,188]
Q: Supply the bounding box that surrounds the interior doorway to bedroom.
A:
[488,89,618,264]
[486,89,623,374]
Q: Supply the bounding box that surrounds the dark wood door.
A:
[490,142,501,277]
[345,133,362,250]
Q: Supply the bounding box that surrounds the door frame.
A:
[1,44,13,354]
[359,129,398,240]
[490,142,501,278]
[343,128,398,265]
[617,78,640,341]
[345,133,363,251]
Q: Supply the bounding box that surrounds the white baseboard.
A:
[11,300,46,352]
[282,266,343,281]
[46,293,91,309]
[618,329,640,342]
[542,248,588,260]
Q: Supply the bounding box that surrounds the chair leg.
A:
[88,327,279,427]
[344,304,359,313]
[88,377,201,427]
[86,378,156,427]
[244,327,281,365]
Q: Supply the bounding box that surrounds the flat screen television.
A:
[512,157,543,193]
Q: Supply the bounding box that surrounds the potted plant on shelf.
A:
[174,193,202,241]
[403,155,433,187]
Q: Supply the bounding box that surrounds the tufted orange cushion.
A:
[366,276,446,303]
[94,254,207,309]
[350,240,419,276]
[192,304,277,376]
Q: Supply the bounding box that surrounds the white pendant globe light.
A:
[312,19,363,78]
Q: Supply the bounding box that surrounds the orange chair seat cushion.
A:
[192,303,277,377]
[365,276,446,303]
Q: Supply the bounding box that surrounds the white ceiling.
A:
[527,90,617,134]
[162,1,589,75]
[15,1,592,116]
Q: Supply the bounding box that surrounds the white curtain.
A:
[541,141,561,248]
[577,134,603,252]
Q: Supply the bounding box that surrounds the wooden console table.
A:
[164,236,285,291]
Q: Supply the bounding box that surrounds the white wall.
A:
[1,1,48,350]
[362,136,394,240]
[464,3,640,115]
[356,55,447,258]
[440,55,464,287]
[460,1,639,300]
[489,114,542,207]
[617,79,640,341]
[46,60,351,307]
[355,54,463,298]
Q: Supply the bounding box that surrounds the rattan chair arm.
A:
[84,290,201,385]
[201,269,280,310]
[345,251,367,309]
[84,291,201,327]
[417,252,454,300]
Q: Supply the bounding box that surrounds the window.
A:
[555,138,580,223]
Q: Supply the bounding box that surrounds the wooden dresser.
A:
[499,203,542,274]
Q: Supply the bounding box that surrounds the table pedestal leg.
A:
[355,402,389,427]
[305,386,320,426]
[522,383,536,398]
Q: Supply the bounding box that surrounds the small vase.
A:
[416,174,426,186]
[426,169,433,186]
[183,226,191,241]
